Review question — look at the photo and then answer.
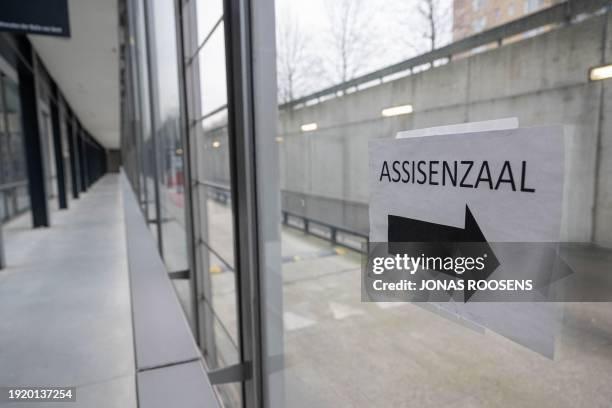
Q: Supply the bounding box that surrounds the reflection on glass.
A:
[195,0,223,47]
[198,24,227,116]
[59,106,72,208]
[0,75,8,190]
[188,3,241,401]
[0,74,29,222]
[192,109,239,371]
[147,0,192,323]
[135,0,157,226]
[149,0,187,268]
[265,1,612,407]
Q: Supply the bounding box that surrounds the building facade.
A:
[453,0,561,40]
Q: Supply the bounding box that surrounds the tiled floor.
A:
[0,175,136,407]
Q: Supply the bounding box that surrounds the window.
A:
[121,0,612,407]
[145,0,193,321]
[472,0,486,12]
[133,0,157,226]
[472,16,487,33]
[524,0,541,14]
[182,0,241,405]
[263,1,612,407]
[0,70,28,222]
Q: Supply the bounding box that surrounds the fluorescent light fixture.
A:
[300,122,318,132]
[212,140,221,148]
[590,64,612,81]
[381,104,413,117]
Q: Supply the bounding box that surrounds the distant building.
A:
[453,0,561,41]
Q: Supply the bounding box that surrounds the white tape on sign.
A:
[396,117,519,139]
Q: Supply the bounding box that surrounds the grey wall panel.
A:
[122,172,200,370]
[137,360,218,408]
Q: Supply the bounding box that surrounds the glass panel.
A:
[16,185,28,214]
[195,0,223,49]
[188,3,241,400]
[148,0,189,269]
[59,105,72,207]
[0,74,7,223]
[192,108,239,369]
[197,24,227,117]
[263,1,612,407]
[0,73,28,222]
[134,0,157,226]
[0,75,8,187]
[3,76,26,183]
[0,194,5,221]
[40,112,57,201]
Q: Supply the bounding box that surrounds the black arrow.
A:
[387,205,500,301]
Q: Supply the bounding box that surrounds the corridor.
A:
[0,175,136,407]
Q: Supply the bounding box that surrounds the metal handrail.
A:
[196,179,369,250]
[282,210,368,253]
[0,180,27,192]
[197,179,231,191]
[282,209,367,239]
[280,0,611,110]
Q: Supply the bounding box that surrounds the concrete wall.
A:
[205,13,612,246]
[107,149,121,173]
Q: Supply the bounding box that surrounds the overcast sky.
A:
[275,0,454,97]
[182,0,456,118]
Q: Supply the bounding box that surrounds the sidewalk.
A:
[0,175,136,407]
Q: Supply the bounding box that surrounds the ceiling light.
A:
[590,64,612,81]
[300,122,318,132]
[381,104,413,117]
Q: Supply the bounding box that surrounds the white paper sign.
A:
[368,125,566,358]
[369,125,565,243]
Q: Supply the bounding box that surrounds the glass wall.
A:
[134,0,158,228]
[0,37,105,233]
[35,68,58,205]
[146,0,192,322]
[122,0,242,404]
[120,0,612,407]
[59,98,72,207]
[182,0,241,405]
[0,68,29,222]
[120,0,194,310]
[265,1,612,407]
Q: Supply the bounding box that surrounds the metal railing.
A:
[280,0,611,110]
[0,180,29,222]
[197,180,369,252]
[282,210,368,253]
[0,180,28,191]
[196,179,231,204]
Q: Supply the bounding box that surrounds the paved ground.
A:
[199,199,612,408]
[0,175,136,408]
[279,238,612,407]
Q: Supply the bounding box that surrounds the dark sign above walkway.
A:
[0,0,70,38]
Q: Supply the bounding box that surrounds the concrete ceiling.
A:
[29,0,120,149]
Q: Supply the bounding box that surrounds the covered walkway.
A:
[0,175,136,407]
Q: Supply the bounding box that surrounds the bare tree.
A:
[419,0,438,51]
[394,0,453,55]
[324,0,376,84]
[276,12,322,104]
